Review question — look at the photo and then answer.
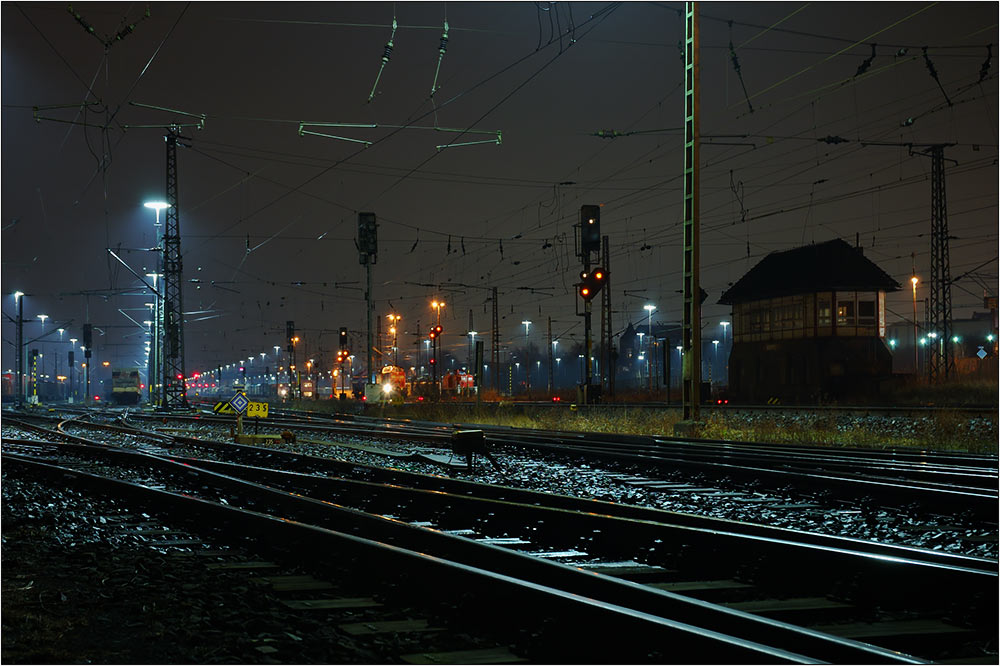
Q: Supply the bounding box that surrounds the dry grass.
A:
[888,377,998,407]
[292,398,997,454]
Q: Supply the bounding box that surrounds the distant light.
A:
[910,276,918,286]
[382,383,393,394]
[952,336,960,343]
[102,361,110,367]
[988,334,996,342]
[888,339,897,348]
[919,337,927,346]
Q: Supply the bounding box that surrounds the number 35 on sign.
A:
[246,401,269,418]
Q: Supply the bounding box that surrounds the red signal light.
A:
[94,395,100,401]
[176,373,183,380]
[552,396,561,402]
[581,287,590,297]
[417,396,424,401]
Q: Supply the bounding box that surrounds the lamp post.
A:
[145,274,161,406]
[712,339,720,388]
[911,276,919,374]
[387,314,401,366]
[36,315,48,398]
[637,332,645,387]
[144,202,169,405]
[643,305,655,390]
[13,291,24,407]
[522,320,531,397]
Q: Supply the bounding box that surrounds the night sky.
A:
[3,2,997,377]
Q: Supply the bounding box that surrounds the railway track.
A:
[7,409,998,559]
[3,415,997,662]
[101,407,999,520]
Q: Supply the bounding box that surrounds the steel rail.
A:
[0,445,934,664]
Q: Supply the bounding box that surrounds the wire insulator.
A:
[382,42,394,64]
[439,35,449,54]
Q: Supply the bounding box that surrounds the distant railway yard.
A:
[3,403,997,663]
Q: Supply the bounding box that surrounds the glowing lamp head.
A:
[144,201,170,211]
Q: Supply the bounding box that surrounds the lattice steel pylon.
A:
[928,145,954,382]
[161,128,188,408]
[681,1,702,421]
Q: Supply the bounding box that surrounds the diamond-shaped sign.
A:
[977,347,988,360]
[228,392,249,414]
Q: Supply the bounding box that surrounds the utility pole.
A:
[602,235,614,397]
[491,287,500,393]
[679,1,702,430]
[358,212,378,389]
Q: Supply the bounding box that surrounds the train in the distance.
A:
[110,368,142,405]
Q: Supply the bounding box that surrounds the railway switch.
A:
[451,429,501,473]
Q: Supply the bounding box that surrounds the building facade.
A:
[719,239,901,403]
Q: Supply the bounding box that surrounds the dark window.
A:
[818,295,832,326]
[858,299,876,325]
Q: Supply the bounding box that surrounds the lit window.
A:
[837,301,855,326]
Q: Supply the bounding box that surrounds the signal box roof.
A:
[718,238,901,305]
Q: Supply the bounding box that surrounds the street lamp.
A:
[143,201,170,226]
[643,305,656,390]
[431,300,445,325]
[388,314,401,366]
[720,321,730,344]
[522,320,531,396]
